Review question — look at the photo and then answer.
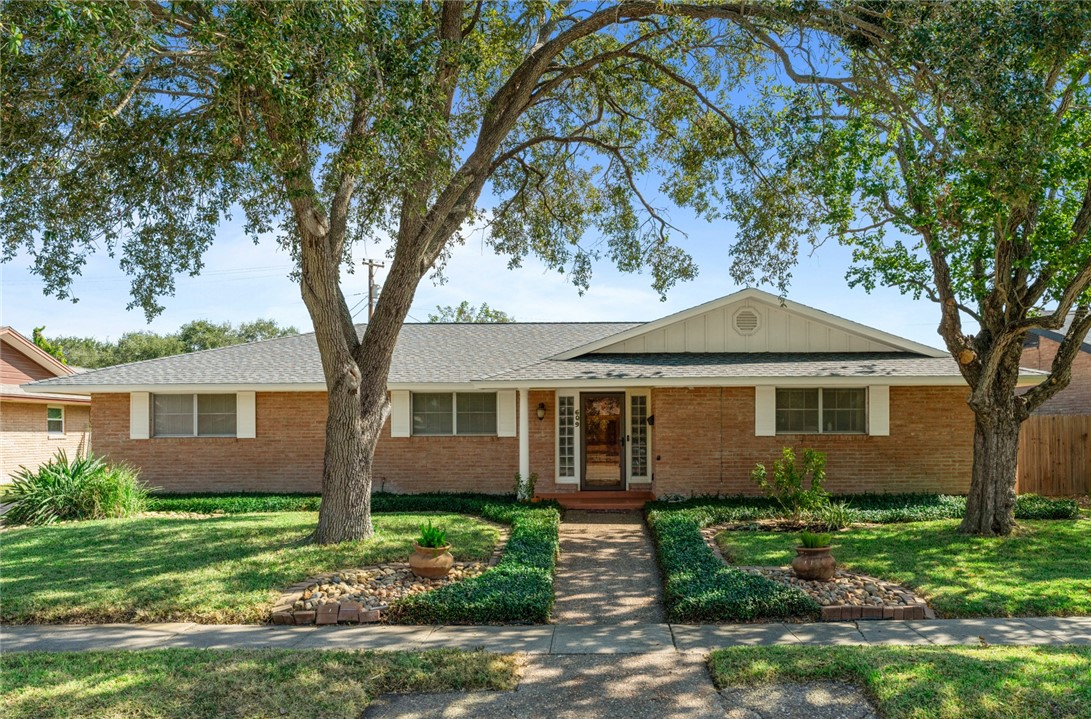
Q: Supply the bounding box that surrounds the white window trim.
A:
[774,386,869,435]
[152,393,238,438]
[410,391,499,437]
[46,405,65,437]
[555,390,580,485]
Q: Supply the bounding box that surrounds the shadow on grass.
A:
[0,512,500,624]
[708,645,1091,719]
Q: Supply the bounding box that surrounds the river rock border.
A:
[703,526,934,622]
[271,524,508,625]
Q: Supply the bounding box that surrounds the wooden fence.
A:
[1016,414,1091,496]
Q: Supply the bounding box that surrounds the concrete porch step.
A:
[536,490,655,510]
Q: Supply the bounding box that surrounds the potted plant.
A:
[409,520,453,579]
[791,531,836,581]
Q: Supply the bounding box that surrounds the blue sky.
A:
[1,208,951,350]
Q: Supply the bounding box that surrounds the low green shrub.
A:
[647,509,820,623]
[387,502,560,624]
[1014,494,1080,520]
[147,492,321,514]
[751,447,830,520]
[4,451,149,526]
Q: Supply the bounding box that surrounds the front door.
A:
[580,393,625,490]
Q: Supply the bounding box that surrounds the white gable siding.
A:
[592,299,904,354]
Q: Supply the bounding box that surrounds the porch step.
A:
[536,490,655,511]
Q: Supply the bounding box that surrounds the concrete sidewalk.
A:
[3,617,1089,653]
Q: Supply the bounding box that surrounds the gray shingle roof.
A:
[27,323,640,389]
[483,352,974,382]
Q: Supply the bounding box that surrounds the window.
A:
[153,394,237,437]
[412,392,496,436]
[630,394,649,477]
[46,406,64,435]
[775,388,866,434]
[558,395,576,479]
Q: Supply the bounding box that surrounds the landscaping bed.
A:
[716,519,1091,618]
[709,645,1091,719]
[0,648,519,719]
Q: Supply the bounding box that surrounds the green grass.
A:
[709,645,1091,719]
[0,649,518,719]
[715,519,1091,617]
[0,512,500,624]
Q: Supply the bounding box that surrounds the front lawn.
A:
[709,645,1090,719]
[0,512,500,624]
[0,649,518,719]
[716,519,1091,617]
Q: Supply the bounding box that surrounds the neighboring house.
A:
[1020,316,1091,415]
[2,327,91,481]
[25,289,1045,500]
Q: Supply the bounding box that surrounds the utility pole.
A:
[363,259,385,320]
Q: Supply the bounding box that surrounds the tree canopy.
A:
[428,301,514,323]
[44,318,298,368]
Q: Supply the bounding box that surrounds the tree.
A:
[31,327,66,363]
[428,301,514,323]
[721,3,1091,534]
[2,1,889,543]
[49,318,297,367]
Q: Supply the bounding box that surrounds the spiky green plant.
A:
[799,531,833,549]
[3,451,148,526]
[417,520,449,548]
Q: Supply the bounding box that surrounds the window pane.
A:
[154,394,194,436]
[455,393,497,435]
[630,395,648,477]
[413,393,453,435]
[47,407,64,434]
[775,389,819,433]
[197,394,237,436]
[558,396,575,478]
[822,388,867,433]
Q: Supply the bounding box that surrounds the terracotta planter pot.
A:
[409,543,453,579]
[792,546,836,582]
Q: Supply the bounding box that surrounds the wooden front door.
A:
[580,392,625,490]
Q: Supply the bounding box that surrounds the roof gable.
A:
[0,327,75,378]
[553,289,947,359]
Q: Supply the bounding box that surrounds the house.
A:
[1020,316,1091,415]
[1,327,91,481]
[23,289,1045,501]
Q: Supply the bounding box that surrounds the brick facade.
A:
[89,385,975,496]
[1,401,91,480]
[91,392,520,494]
[1020,334,1091,415]
[651,386,975,496]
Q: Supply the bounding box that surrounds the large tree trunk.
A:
[959,410,1022,535]
[314,378,376,543]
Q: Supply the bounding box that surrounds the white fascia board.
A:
[550,288,949,359]
[22,382,328,395]
[473,375,971,389]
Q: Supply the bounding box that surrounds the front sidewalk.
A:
[4,617,1089,654]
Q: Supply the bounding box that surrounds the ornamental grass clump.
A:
[799,531,833,548]
[3,450,149,526]
[417,520,449,548]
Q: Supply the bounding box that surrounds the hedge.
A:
[385,501,560,624]
[646,492,1079,525]
[646,508,820,623]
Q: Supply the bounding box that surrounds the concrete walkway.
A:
[4,617,1089,653]
[551,510,665,624]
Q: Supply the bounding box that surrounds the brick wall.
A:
[91,392,521,494]
[651,386,975,497]
[1,401,91,481]
[1020,335,1091,415]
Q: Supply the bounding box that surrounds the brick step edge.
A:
[821,604,934,621]
[271,599,385,626]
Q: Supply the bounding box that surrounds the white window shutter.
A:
[754,386,776,436]
[130,392,150,439]
[869,385,890,436]
[496,390,517,437]
[236,391,257,439]
[390,390,411,437]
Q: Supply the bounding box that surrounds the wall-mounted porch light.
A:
[536,402,547,421]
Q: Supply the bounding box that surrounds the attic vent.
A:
[733,307,760,336]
